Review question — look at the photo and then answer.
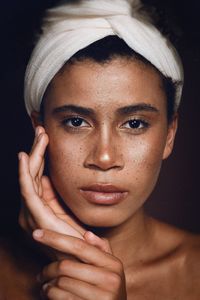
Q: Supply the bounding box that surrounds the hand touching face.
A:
[40,58,177,228]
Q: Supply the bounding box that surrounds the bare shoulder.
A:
[0,235,41,299]
[156,220,200,271]
[155,220,200,298]
[180,231,200,279]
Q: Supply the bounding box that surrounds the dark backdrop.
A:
[0,0,199,236]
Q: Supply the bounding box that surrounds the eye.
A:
[62,117,89,128]
[122,119,149,130]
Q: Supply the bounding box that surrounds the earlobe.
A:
[162,114,178,160]
[30,111,43,129]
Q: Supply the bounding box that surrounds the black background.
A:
[0,0,199,236]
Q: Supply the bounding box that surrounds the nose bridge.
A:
[84,123,124,171]
[98,124,114,159]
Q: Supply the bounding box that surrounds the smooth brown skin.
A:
[1,58,200,299]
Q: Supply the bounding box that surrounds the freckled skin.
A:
[42,58,176,228]
[1,58,200,300]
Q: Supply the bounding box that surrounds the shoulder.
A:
[160,223,200,297]
[180,232,200,280]
[170,231,200,299]
[151,219,200,296]
[0,235,41,299]
[156,220,200,271]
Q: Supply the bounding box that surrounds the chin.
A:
[71,205,130,228]
[82,218,119,228]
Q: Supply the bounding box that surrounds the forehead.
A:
[43,58,166,112]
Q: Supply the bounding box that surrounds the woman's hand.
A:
[18,126,86,240]
[18,126,109,262]
[33,229,127,300]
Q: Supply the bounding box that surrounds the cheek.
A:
[122,133,167,195]
[124,133,166,170]
[47,134,85,181]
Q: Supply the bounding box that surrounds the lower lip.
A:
[80,190,128,205]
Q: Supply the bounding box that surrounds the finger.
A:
[19,152,47,216]
[29,127,45,180]
[19,154,84,240]
[33,229,122,273]
[18,204,37,232]
[30,126,45,155]
[18,152,58,227]
[25,126,45,197]
[19,156,83,238]
[42,283,83,300]
[43,277,110,300]
[41,176,59,205]
[39,259,121,292]
[29,132,49,178]
[41,176,86,236]
[84,231,112,254]
[38,161,45,197]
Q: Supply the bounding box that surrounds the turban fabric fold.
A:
[24,0,184,115]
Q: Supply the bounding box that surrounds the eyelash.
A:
[61,116,90,131]
[61,116,150,132]
[121,118,149,131]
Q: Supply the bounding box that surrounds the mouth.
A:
[79,184,128,205]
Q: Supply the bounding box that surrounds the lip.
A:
[79,184,128,205]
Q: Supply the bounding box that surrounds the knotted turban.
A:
[24,0,184,116]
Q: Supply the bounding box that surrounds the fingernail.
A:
[33,229,44,239]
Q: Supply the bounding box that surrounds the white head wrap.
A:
[24,0,184,116]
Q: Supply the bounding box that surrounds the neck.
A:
[91,209,155,269]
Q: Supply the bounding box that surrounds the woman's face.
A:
[40,58,177,227]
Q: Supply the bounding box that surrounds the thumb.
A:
[84,231,112,254]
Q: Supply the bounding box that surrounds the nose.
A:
[84,130,124,171]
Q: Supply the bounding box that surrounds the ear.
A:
[162,114,178,160]
[30,111,43,129]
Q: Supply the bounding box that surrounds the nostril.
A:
[84,155,124,171]
[83,138,124,171]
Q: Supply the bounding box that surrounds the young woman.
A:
[1,0,200,299]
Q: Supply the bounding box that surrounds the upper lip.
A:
[80,184,128,193]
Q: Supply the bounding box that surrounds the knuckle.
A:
[57,260,68,274]
[45,285,55,299]
[73,239,85,253]
[56,276,67,289]
[114,259,124,274]
[107,272,121,289]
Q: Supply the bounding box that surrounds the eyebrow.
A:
[52,103,159,117]
[52,105,95,117]
[116,103,159,115]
